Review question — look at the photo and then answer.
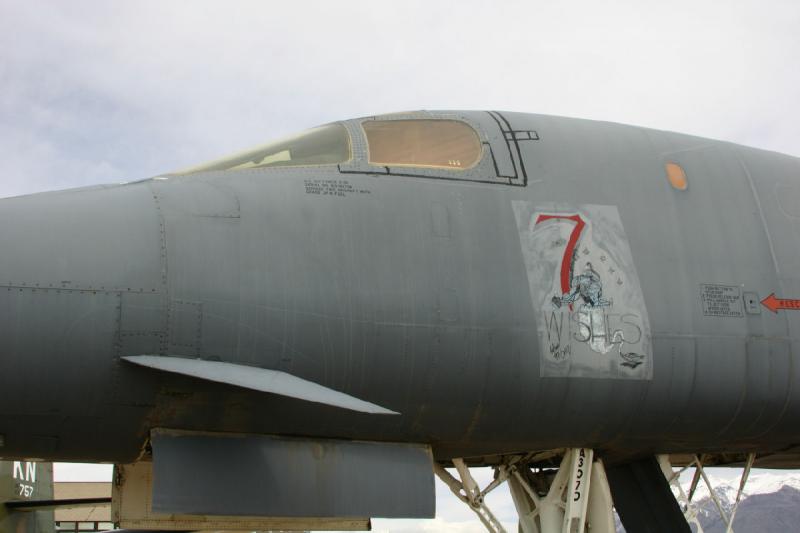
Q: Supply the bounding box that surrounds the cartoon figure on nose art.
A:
[552,262,611,309]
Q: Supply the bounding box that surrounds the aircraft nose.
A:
[0,182,163,419]
[0,184,162,291]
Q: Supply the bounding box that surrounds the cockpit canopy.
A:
[363,119,481,170]
[171,123,351,175]
[170,117,482,175]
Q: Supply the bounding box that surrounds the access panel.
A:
[147,429,435,519]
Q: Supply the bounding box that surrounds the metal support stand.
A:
[434,460,508,533]
[658,455,705,532]
[437,449,614,533]
[658,453,757,533]
[726,453,755,533]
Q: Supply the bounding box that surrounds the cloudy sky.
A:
[5,0,800,530]
[2,1,799,198]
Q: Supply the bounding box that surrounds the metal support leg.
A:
[562,448,592,532]
[693,454,731,530]
[434,461,508,533]
[658,455,705,533]
[505,448,613,533]
[585,460,615,533]
[725,452,756,533]
[659,453,757,533]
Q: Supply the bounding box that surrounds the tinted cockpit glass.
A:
[170,123,351,175]
[363,119,481,170]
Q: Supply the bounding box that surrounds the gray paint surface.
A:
[150,431,435,518]
[0,110,797,469]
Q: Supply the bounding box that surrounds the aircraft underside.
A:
[106,442,800,532]
[2,443,789,533]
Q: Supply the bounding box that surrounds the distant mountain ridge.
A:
[688,471,800,501]
[616,472,800,532]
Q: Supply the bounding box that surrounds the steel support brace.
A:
[658,453,757,533]
[562,448,592,532]
[658,455,705,532]
[726,453,755,533]
[509,449,614,533]
[585,460,615,533]
[434,460,508,533]
[441,449,613,533]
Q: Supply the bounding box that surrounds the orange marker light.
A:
[666,162,688,190]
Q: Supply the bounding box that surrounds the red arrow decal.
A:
[761,293,800,313]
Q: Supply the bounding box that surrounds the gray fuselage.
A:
[0,111,798,464]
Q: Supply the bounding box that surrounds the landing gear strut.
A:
[440,450,758,532]
[436,449,615,533]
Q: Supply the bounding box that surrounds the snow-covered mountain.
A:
[616,471,800,532]
[688,471,800,501]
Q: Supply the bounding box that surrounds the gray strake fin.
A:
[122,355,399,415]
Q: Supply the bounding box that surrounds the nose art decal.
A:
[513,202,652,380]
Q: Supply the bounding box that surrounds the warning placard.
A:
[701,284,744,318]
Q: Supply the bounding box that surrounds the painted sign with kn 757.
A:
[12,460,37,498]
[513,203,652,379]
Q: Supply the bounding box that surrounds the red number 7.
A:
[534,214,587,307]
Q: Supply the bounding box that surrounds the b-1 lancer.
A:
[1,111,800,533]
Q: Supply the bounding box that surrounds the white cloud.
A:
[1,0,799,197]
